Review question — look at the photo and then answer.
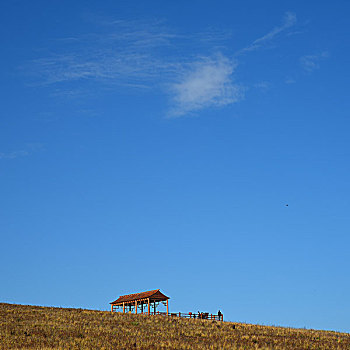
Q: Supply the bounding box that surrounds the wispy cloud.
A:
[253,81,270,90]
[0,150,29,159]
[237,12,297,55]
[168,54,243,117]
[285,78,296,84]
[26,20,179,87]
[30,53,169,87]
[25,12,299,117]
[300,52,329,72]
[0,144,43,160]
[26,20,239,117]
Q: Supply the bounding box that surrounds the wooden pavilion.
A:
[110,289,169,315]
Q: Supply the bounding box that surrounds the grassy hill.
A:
[0,303,349,349]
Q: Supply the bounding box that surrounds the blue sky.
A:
[1,0,350,332]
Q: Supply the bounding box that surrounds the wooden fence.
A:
[155,311,223,321]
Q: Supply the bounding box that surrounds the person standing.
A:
[218,310,222,321]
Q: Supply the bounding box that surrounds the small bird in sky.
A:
[285,204,289,207]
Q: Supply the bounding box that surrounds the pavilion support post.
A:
[135,300,137,314]
[123,303,125,313]
[111,304,113,312]
[148,298,150,315]
[166,300,169,316]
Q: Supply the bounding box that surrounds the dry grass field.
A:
[0,302,349,349]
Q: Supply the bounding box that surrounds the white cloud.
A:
[300,52,329,72]
[0,150,29,159]
[31,52,167,86]
[0,144,43,160]
[253,81,270,90]
[26,20,179,87]
[25,13,299,118]
[285,78,296,84]
[168,54,243,117]
[238,12,297,54]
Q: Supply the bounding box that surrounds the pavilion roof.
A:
[110,289,169,305]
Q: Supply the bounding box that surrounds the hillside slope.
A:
[0,303,349,349]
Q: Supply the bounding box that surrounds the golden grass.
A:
[0,302,349,349]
